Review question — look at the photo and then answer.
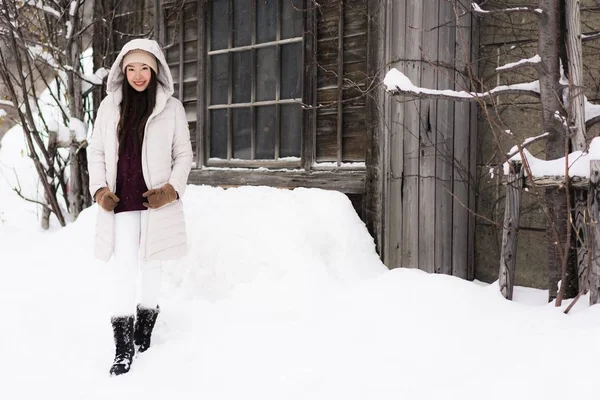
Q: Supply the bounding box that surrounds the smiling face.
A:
[125,63,152,92]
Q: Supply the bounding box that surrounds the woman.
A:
[88,38,193,376]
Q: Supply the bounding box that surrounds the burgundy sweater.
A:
[114,127,148,214]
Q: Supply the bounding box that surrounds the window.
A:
[207,0,304,165]
[160,0,370,171]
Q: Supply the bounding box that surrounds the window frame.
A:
[156,0,371,194]
[198,0,314,170]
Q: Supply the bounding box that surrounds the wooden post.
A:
[567,0,588,298]
[574,189,589,294]
[499,161,524,300]
[588,160,600,304]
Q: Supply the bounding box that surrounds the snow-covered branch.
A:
[0,99,16,108]
[65,0,80,40]
[582,31,600,43]
[21,0,61,19]
[496,55,541,72]
[585,97,600,129]
[503,136,600,179]
[472,2,542,16]
[383,68,540,102]
[27,45,59,68]
[505,132,550,160]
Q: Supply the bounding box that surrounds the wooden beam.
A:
[436,0,455,276]
[384,0,406,268]
[196,0,206,168]
[336,1,344,166]
[365,0,385,256]
[188,168,366,194]
[453,0,472,279]
[401,0,423,269]
[418,0,438,274]
[499,161,524,300]
[227,0,233,160]
[525,175,589,188]
[302,0,317,171]
[574,189,589,294]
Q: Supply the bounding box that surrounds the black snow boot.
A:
[109,315,135,376]
[134,304,160,353]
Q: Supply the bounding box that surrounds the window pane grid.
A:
[207,0,303,162]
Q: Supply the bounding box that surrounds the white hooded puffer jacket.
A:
[88,39,193,262]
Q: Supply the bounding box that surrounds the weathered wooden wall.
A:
[383,0,477,277]
[316,0,369,163]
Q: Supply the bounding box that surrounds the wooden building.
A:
[96,0,478,279]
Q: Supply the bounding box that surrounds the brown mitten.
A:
[142,183,177,209]
[95,187,120,212]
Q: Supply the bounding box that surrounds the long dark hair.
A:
[117,69,158,155]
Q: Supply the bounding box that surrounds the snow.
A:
[496,55,541,71]
[504,135,600,177]
[27,44,59,68]
[471,3,540,14]
[0,99,14,107]
[69,1,78,16]
[65,20,73,40]
[0,109,6,118]
[471,3,488,13]
[384,68,539,99]
[585,96,600,122]
[82,67,110,92]
[48,117,88,144]
[23,0,61,19]
[3,115,600,399]
[313,161,366,168]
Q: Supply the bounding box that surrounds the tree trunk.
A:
[66,2,91,219]
[538,0,573,301]
[565,0,588,298]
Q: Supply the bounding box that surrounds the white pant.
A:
[110,211,162,316]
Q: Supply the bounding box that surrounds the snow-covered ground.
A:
[2,127,600,400]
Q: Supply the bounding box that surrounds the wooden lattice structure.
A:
[499,159,600,304]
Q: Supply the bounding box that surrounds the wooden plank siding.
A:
[452,4,473,279]
[364,0,383,253]
[315,0,369,163]
[384,0,406,266]
[468,7,478,280]
[401,0,423,270]
[418,0,438,274]
[435,0,455,276]
[384,1,477,278]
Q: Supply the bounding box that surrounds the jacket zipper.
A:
[142,108,160,261]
